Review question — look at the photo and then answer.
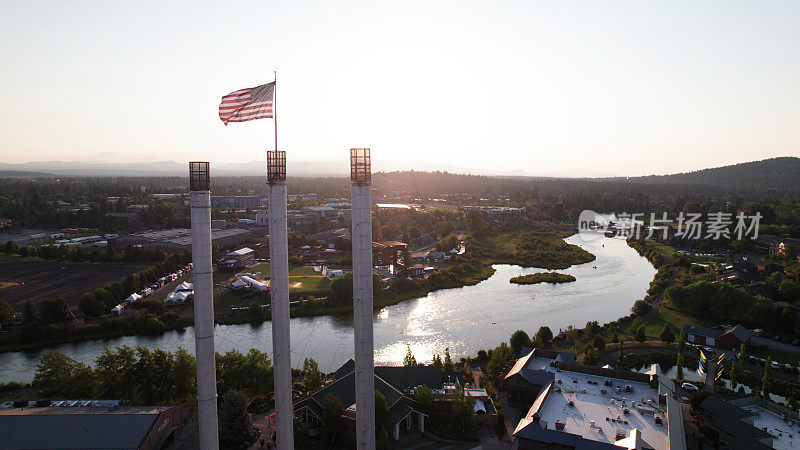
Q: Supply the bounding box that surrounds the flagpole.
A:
[273,70,278,152]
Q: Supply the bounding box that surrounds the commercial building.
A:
[0,403,189,450]
[503,347,575,403]
[511,355,685,449]
[682,324,752,350]
[210,195,262,208]
[110,228,251,253]
[696,394,796,449]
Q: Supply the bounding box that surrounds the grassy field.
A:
[640,307,708,338]
[473,229,595,270]
[213,264,333,309]
[644,240,676,259]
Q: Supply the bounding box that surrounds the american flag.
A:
[218,82,274,125]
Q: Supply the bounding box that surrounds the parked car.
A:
[682,383,699,392]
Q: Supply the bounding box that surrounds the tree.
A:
[631,300,651,317]
[763,357,773,398]
[247,301,263,322]
[443,347,454,372]
[659,325,676,344]
[0,299,13,326]
[431,353,442,369]
[486,342,514,377]
[510,330,531,355]
[33,350,96,397]
[584,346,599,365]
[617,342,624,365]
[729,362,738,390]
[22,300,37,324]
[41,296,67,323]
[415,385,434,417]
[303,358,323,392]
[676,353,684,379]
[218,390,253,448]
[375,390,392,437]
[635,326,646,344]
[322,393,343,445]
[592,335,605,350]
[738,343,747,370]
[610,332,619,343]
[585,321,601,339]
[450,385,476,434]
[403,344,418,367]
[677,331,686,353]
[535,326,553,345]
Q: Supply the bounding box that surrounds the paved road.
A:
[752,336,800,355]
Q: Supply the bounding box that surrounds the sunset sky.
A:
[1,0,799,176]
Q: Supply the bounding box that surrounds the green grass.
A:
[644,240,675,259]
[640,307,710,338]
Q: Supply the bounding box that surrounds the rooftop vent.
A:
[555,420,566,430]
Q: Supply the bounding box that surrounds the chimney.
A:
[350,148,375,449]
[188,162,220,450]
[267,150,294,450]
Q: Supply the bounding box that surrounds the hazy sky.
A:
[1,1,799,176]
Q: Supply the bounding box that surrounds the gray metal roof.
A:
[0,413,158,449]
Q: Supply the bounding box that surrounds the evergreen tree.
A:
[635,326,646,344]
[403,344,417,366]
[443,348,454,372]
[322,393,343,445]
[375,390,392,437]
[763,357,773,398]
[659,325,675,344]
[218,390,252,448]
[302,358,323,392]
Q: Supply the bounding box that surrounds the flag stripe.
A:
[218,82,275,125]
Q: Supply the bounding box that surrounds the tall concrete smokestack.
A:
[267,150,294,450]
[189,162,219,450]
[350,148,375,449]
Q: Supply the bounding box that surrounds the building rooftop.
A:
[742,404,797,450]
[0,405,173,449]
[514,365,670,449]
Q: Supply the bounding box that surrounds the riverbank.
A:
[1,234,654,383]
[0,229,594,353]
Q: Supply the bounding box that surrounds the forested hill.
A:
[617,157,800,192]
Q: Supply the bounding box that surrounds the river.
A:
[0,234,656,383]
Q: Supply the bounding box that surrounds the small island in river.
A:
[510,272,576,285]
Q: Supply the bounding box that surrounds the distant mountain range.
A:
[614,157,800,191]
[0,157,798,192]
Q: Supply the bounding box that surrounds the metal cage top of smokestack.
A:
[189,162,210,191]
[267,150,287,183]
[350,148,371,183]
